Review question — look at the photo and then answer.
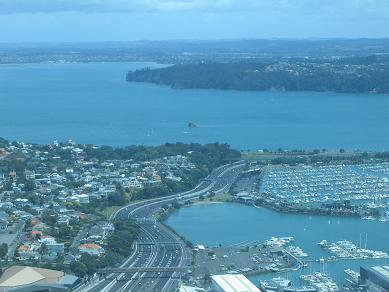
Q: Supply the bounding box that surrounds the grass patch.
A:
[195,192,233,204]
[98,206,123,219]
[212,192,233,202]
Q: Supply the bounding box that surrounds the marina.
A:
[265,237,295,247]
[300,273,339,292]
[344,268,360,284]
[259,272,340,292]
[260,163,389,207]
[286,246,309,259]
[259,277,317,292]
[190,238,302,280]
[165,203,389,288]
[318,240,389,260]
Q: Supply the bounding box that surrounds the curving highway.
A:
[85,162,245,292]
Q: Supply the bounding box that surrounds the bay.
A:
[0,62,389,150]
[164,203,389,286]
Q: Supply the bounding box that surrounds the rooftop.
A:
[0,266,64,291]
[211,274,260,292]
[370,265,389,279]
[79,243,102,249]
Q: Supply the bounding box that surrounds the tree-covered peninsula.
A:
[126,55,389,94]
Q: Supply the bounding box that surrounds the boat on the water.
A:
[260,277,316,292]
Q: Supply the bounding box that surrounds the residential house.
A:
[78,243,104,256]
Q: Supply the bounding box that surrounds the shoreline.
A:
[191,200,225,206]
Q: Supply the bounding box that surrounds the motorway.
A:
[85,162,245,292]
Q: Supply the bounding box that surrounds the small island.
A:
[188,121,197,129]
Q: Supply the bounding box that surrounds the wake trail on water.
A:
[195,124,224,128]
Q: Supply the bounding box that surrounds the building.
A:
[39,235,55,244]
[58,274,79,289]
[78,243,104,256]
[0,266,65,291]
[0,211,9,232]
[179,285,206,292]
[360,266,389,291]
[4,284,67,292]
[46,242,65,257]
[17,245,39,261]
[211,274,260,292]
[57,215,70,225]
[69,194,89,204]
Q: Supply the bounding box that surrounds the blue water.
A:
[1,62,389,150]
[165,203,389,286]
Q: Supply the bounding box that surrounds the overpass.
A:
[98,266,185,275]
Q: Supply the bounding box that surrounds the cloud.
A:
[0,0,388,16]
[0,0,214,13]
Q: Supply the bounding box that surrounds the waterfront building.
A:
[360,266,389,291]
[0,266,66,291]
[179,285,206,292]
[211,274,260,292]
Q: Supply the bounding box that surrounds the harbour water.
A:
[1,62,389,150]
[164,203,389,287]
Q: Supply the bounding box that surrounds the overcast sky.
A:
[0,0,389,42]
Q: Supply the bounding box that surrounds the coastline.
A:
[191,200,225,206]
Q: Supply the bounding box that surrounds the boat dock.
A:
[300,272,339,292]
[318,239,389,260]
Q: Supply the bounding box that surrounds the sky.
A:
[0,0,389,42]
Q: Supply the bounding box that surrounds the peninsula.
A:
[126,55,389,94]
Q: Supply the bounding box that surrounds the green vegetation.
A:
[210,192,233,202]
[83,142,240,168]
[107,220,138,257]
[133,171,204,200]
[70,219,138,277]
[107,184,127,206]
[126,55,389,94]
[0,243,8,258]
[99,205,123,219]
[84,142,240,202]
[196,192,233,203]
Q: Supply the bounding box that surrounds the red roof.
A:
[79,243,102,250]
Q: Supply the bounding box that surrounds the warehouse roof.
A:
[371,266,389,279]
[211,274,260,292]
[0,266,64,290]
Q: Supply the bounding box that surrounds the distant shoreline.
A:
[126,56,389,95]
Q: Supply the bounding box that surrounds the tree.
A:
[57,225,72,240]
[0,243,8,258]
[24,180,35,191]
[80,254,99,275]
[107,220,138,257]
[70,261,88,278]
[203,273,211,283]
[40,243,48,255]
[41,211,58,226]
[107,191,126,206]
